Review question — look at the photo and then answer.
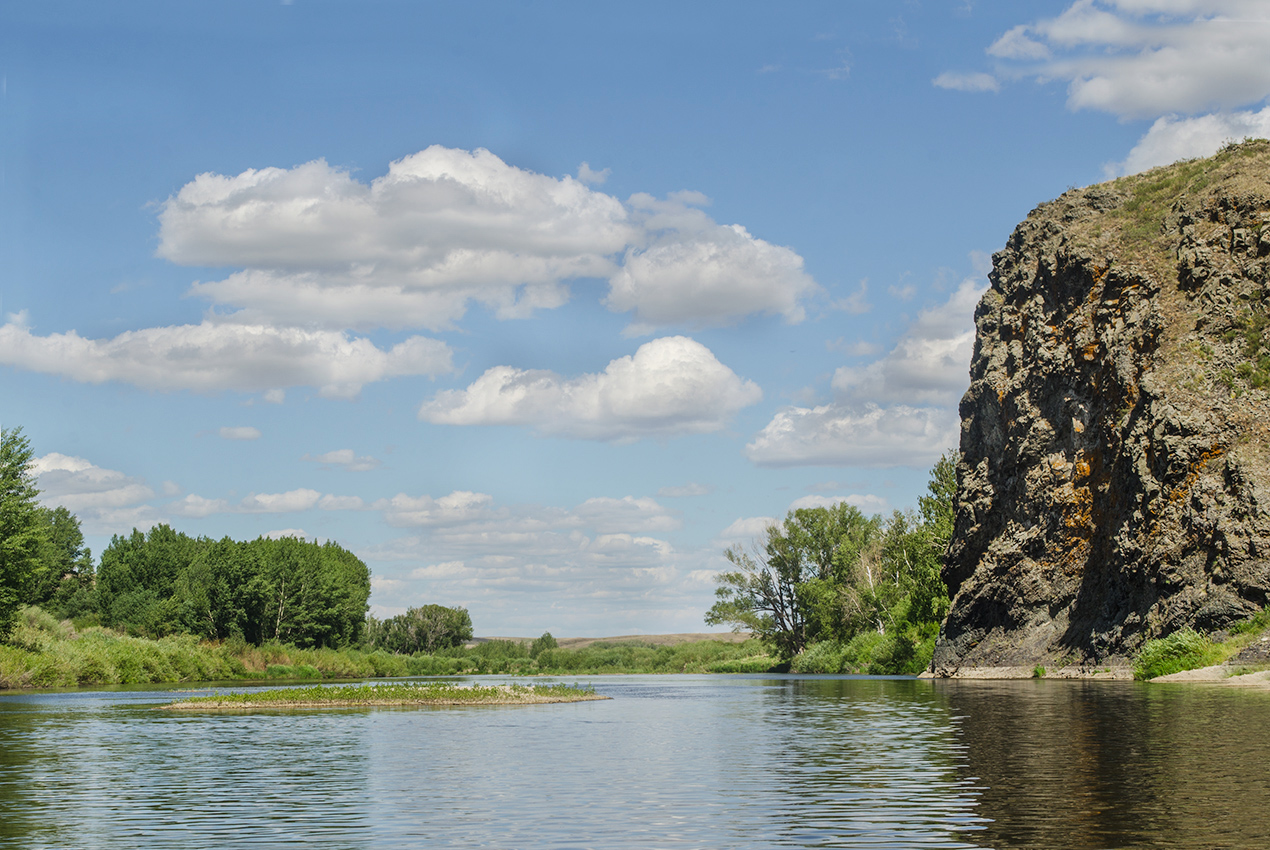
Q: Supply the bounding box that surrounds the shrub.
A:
[1134,628,1227,680]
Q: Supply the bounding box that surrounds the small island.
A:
[160,681,609,710]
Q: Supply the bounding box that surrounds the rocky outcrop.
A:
[934,140,1270,673]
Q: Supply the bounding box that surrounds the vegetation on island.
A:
[706,453,955,674]
[161,681,606,710]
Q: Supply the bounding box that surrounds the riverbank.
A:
[0,607,775,689]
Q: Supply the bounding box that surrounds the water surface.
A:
[1,675,1267,849]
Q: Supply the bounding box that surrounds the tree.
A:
[369,604,473,654]
[705,504,882,659]
[28,506,95,617]
[0,428,47,640]
[705,452,959,671]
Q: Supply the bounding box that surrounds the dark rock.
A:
[934,140,1270,673]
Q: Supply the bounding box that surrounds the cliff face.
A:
[934,141,1270,673]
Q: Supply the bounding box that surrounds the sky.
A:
[5,0,1270,637]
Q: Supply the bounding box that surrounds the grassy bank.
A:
[1134,606,1270,680]
[0,606,777,689]
[162,681,606,710]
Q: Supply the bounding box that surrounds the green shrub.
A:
[1134,629,1227,680]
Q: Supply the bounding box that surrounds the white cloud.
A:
[154,146,818,334]
[31,453,156,516]
[419,336,762,441]
[607,193,818,332]
[239,488,322,513]
[576,162,611,185]
[0,313,452,398]
[746,275,979,468]
[264,528,307,540]
[219,426,261,441]
[303,448,381,471]
[713,516,777,548]
[745,403,960,468]
[169,494,231,519]
[572,496,681,533]
[318,494,366,511]
[985,1,1270,120]
[160,147,635,331]
[788,493,889,513]
[377,490,496,528]
[932,71,1001,92]
[170,488,361,517]
[830,278,984,406]
[1107,105,1270,174]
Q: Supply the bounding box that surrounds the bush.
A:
[1134,628,1227,680]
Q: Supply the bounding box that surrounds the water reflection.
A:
[2,676,1269,848]
[942,679,1270,849]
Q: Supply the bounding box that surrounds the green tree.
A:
[706,452,958,671]
[0,428,47,639]
[28,506,95,617]
[705,504,882,659]
[369,604,473,654]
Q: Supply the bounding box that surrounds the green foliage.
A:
[96,528,371,648]
[0,428,46,641]
[27,506,95,617]
[707,452,956,672]
[368,604,473,654]
[1133,629,1227,680]
[1033,665,1046,678]
[529,631,558,658]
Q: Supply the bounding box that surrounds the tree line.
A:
[1,427,374,648]
[706,452,955,673]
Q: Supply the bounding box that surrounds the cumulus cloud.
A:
[1108,105,1270,175]
[219,426,261,441]
[983,1,1270,120]
[0,313,452,398]
[377,490,497,528]
[788,493,889,513]
[154,146,818,334]
[746,403,959,468]
[745,274,979,468]
[830,277,984,406]
[302,448,382,471]
[713,516,778,549]
[572,496,681,533]
[608,194,818,333]
[31,453,156,514]
[169,488,364,518]
[419,336,762,441]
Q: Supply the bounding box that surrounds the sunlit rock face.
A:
[934,141,1270,673]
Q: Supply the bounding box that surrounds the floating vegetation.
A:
[160,681,608,710]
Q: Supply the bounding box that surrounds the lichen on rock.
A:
[934,140,1270,674]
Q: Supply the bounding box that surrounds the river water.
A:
[1,674,1268,849]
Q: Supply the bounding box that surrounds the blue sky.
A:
[5,1,1270,635]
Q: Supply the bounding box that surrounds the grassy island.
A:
[161,681,608,710]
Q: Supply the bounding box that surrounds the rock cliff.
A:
[934,140,1270,673]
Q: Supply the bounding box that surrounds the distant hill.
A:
[935,140,1270,673]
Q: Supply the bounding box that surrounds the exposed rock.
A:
[934,140,1270,673]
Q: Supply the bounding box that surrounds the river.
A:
[2,675,1268,849]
